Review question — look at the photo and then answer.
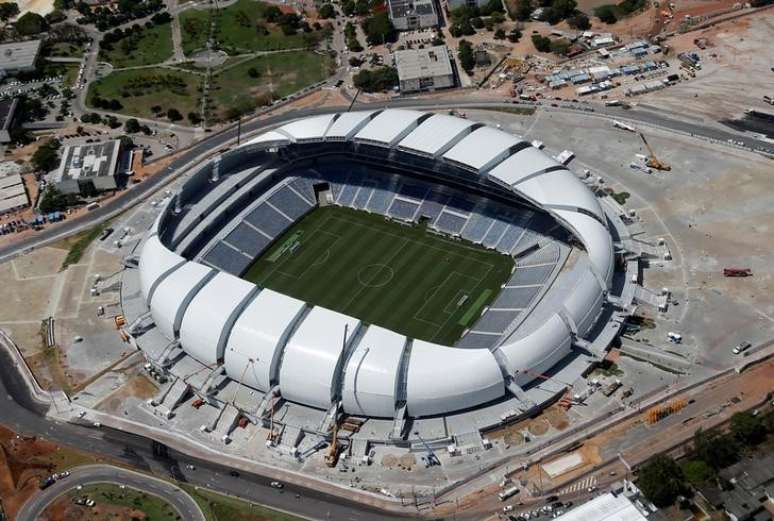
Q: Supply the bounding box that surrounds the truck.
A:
[498,486,520,501]
[723,267,752,277]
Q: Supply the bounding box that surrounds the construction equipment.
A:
[723,267,752,277]
[645,398,686,424]
[413,430,441,468]
[638,132,671,171]
[324,416,342,467]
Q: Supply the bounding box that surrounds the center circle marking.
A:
[358,264,395,288]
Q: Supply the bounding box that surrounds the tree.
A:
[39,187,76,213]
[31,140,61,172]
[490,10,505,23]
[318,3,335,18]
[457,39,475,72]
[470,16,484,28]
[507,28,522,42]
[694,428,739,470]
[552,0,577,18]
[595,4,617,23]
[362,12,396,46]
[124,118,141,133]
[151,11,171,24]
[187,112,202,125]
[352,66,398,92]
[515,0,533,20]
[682,460,715,486]
[0,2,19,21]
[638,455,685,508]
[550,38,571,55]
[531,34,551,52]
[341,0,355,16]
[494,28,505,39]
[263,5,282,23]
[567,12,590,29]
[730,412,766,445]
[247,67,260,78]
[167,108,182,121]
[15,12,47,35]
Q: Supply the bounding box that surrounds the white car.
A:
[270,481,284,489]
[732,341,751,355]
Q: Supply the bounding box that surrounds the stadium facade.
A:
[130,109,630,440]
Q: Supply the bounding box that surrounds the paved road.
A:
[16,464,206,521]
[0,348,415,521]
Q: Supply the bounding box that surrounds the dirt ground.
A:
[637,14,774,120]
[0,425,100,520]
[40,497,150,521]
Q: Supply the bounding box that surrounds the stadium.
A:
[125,109,630,444]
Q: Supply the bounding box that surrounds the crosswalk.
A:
[558,475,597,495]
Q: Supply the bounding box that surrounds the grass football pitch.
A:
[242,206,514,346]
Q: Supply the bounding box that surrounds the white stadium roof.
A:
[279,307,360,410]
[397,114,476,157]
[224,289,307,392]
[139,109,616,418]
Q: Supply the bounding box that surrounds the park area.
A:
[87,67,202,120]
[180,0,325,56]
[242,206,513,346]
[98,22,174,68]
[208,51,333,120]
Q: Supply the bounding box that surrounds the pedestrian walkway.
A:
[558,475,596,495]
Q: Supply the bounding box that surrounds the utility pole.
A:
[236,117,242,146]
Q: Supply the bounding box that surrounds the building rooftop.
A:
[394,45,453,82]
[0,40,42,71]
[0,173,28,213]
[389,0,435,18]
[53,140,121,181]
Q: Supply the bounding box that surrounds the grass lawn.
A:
[99,23,174,68]
[180,0,324,55]
[87,67,201,120]
[242,206,513,346]
[181,485,305,521]
[209,51,332,120]
[46,41,86,58]
[65,483,180,519]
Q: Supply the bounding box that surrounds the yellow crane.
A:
[639,132,671,171]
[324,416,341,467]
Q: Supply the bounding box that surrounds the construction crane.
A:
[413,431,440,468]
[638,132,671,171]
[324,415,341,467]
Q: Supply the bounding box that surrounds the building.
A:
[394,45,454,94]
[0,98,18,144]
[555,490,657,521]
[52,140,122,195]
[446,0,489,10]
[0,40,42,78]
[0,173,29,214]
[388,0,438,30]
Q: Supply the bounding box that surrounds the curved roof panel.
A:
[354,109,423,145]
[553,209,614,284]
[242,130,291,148]
[325,110,378,140]
[223,289,307,392]
[279,114,336,141]
[178,272,255,366]
[443,127,522,172]
[279,307,360,410]
[149,261,212,340]
[516,169,604,222]
[498,313,572,380]
[341,326,405,417]
[138,234,185,304]
[488,146,562,187]
[406,341,504,417]
[397,114,475,156]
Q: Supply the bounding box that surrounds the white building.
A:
[388,0,438,30]
[394,46,455,94]
[52,140,123,195]
[0,40,41,78]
